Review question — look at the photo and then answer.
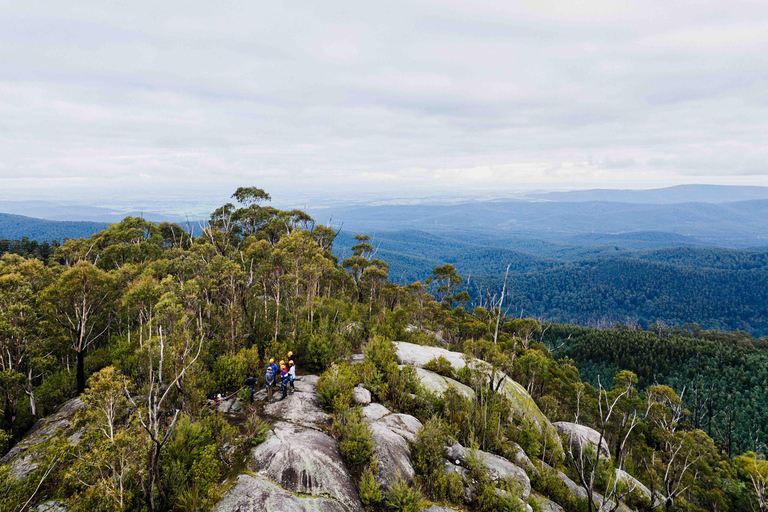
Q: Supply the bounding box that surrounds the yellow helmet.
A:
[279,360,285,366]
[280,364,286,370]
[269,358,274,364]
[287,351,293,357]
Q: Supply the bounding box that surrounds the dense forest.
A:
[2,188,768,512]
[332,230,768,336]
[0,212,107,241]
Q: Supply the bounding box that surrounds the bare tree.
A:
[125,327,203,512]
[565,377,635,512]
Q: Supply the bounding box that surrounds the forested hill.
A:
[0,212,108,240]
[334,230,768,336]
[544,323,768,458]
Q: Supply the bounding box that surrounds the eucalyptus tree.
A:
[43,261,114,394]
[0,255,53,430]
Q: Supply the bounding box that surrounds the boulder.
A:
[530,493,565,512]
[215,474,347,512]
[376,413,422,443]
[249,421,363,512]
[34,502,68,512]
[554,422,610,460]
[361,403,391,422]
[394,342,467,370]
[423,506,460,512]
[394,342,553,434]
[409,367,475,400]
[263,375,330,427]
[352,385,371,406]
[616,468,652,501]
[445,443,530,501]
[369,422,415,489]
[1,398,85,481]
[500,378,552,434]
[507,441,534,471]
[537,461,587,501]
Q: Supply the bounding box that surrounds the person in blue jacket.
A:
[265,358,277,401]
[280,364,290,400]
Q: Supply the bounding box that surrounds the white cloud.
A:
[1,0,768,200]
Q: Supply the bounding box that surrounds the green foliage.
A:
[423,356,455,379]
[212,346,260,393]
[530,463,589,512]
[385,477,423,512]
[333,408,375,475]
[358,466,383,506]
[243,415,270,446]
[317,362,359,412]
[412,417,464,505]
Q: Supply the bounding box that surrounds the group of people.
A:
[244,351,296,403]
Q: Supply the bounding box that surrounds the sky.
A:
[2,0,768,202]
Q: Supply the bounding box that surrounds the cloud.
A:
[1,0,768,201]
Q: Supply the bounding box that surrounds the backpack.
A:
[265,366,275,384]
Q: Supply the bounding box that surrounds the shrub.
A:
[359,467,383,506]
[363,336,397,373]
[386,478,422,512]
[334,408,375,474]
[424,356,455,379]
[507,418,541,462]
[212,346,260,393]
[317,363,359,412]
[243,415,270,446]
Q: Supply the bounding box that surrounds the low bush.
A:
[243,415,270,446]
[385,477,422,512]
[334,408,375,475]
[424,356,455,379]
[358,466,383,506]
[317,362,359,412]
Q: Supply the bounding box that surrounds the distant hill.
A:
[526,184,768,204]
[322,198,768,248]
[0,213,108,240]
[0,200,189,223]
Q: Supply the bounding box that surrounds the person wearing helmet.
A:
[244,373,257,404]
[288,360,296,393]
[280,364,290,400]
[287,351,295,367]
[264,360,276,401]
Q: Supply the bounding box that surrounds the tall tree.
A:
[43,262,113,394]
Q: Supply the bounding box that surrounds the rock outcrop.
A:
[263,375,330,427]
[361,403,391,421]
[361,404,422,489]
[217,375,363,512]
[394,342,554,434]
[34,501,68,512]
[444,443,531,501]
[376,413,422,442]
[410,367,475,400]
[1,398,85,481]
[554,422,610,460]
[352,385,371,405]
[248,421,363,511]
[369,422,415,488]
[215,474,349,512]
[531,493,565,512]
[616,468,652,501]
[395,341,467,370]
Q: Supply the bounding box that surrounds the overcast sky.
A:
[2,0,768,202]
